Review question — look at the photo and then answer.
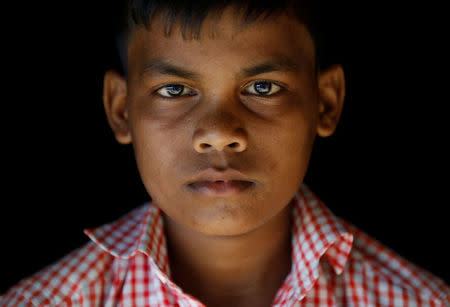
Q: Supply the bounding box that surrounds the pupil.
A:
[167,85,183,95]
[255,82,271,94]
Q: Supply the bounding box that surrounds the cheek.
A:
[130,118,185,198]
[268,112,316,186]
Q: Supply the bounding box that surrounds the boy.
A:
[1,0,449,306]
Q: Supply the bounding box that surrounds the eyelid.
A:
[241,79,285,96]
[153,83,196,98]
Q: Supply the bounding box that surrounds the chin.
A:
[189,200,265,236]
[196,222,260,237]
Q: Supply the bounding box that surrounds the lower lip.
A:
[188,180,254,196]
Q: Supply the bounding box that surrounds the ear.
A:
[103,69,132,144]
[316,64,346,138]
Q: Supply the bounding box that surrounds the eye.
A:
[155,84,196,98]
[243,80,283,96]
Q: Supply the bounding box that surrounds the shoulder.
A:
[340,218,450,306]
[0,240,115,307]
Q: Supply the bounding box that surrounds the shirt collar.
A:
[84,183,353,298]
[84,202,171,276]
[287,184,354,301]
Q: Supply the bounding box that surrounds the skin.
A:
[103,5,345,307]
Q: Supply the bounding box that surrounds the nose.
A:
[192,112,248,153]
[193,132,247,153]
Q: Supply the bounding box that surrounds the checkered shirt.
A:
[1,183,449,306]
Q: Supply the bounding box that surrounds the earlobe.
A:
[103,69,132,144]
[316,64,346,138]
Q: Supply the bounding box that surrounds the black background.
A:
[2,1,448,293]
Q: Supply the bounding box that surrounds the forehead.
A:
[127,6,315,77]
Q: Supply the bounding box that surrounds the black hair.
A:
[115,0,337,78]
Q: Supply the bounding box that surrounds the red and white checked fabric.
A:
[2,183,449,306]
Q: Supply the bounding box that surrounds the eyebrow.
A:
[140,56,301,81]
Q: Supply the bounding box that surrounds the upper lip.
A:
[188,168,254,185]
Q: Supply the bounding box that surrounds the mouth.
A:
[187,180,255,196]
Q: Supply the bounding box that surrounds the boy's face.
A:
[104,6,345,236]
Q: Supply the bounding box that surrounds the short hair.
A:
[115,0,339,78]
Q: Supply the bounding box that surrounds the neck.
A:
[162,203,293,307]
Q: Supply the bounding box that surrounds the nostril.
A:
[195,141,243,152]
[200,143,212,150]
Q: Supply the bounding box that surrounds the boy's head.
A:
[103,0,345,236]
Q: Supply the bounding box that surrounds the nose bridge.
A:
[199,106,239,131]
[192,99,248,153]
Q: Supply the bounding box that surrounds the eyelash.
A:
[154,80,284,99]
